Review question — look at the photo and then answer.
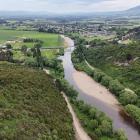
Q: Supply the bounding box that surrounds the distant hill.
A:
[0,5,140,18]
[124,5,140,16]
[0,11,56,18]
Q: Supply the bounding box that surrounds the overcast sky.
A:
[0,0,140,13]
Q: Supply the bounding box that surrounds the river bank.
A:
[44,67,91,140]
[62,35,140,140]
[62,92,91,140]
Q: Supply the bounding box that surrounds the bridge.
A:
[41,46,64,50]
[12,46,64,51]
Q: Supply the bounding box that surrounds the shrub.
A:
[80,104,91,114]
[6,43,12,49]
[94,128,102,137]
[58,48,64,56]
[119,90,138,105]
[93,70,105,83]
[109,80,124,96]
[23,38,43,44]
[55,79,78,99]
[125,104,140,125]
[99,120,113,136]
[114,129,127,140]
[26,50,32,57]
[101,75,112,87]
[89,108,97,119]
[24,58,38,67]
[21,45,28,55]
[89,120,98,130]
[84,67,93,76]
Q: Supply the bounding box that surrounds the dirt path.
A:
[44,69,91,140]
[85,60,95,70]
[62,93,91,140]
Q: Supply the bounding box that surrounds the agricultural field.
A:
[0,29,64,60]
[0,29,63,48]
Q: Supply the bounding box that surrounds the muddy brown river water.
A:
[61,36,140,140]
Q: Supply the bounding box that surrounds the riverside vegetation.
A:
[55,78,127,140]
[70,34,140,127]
[47,42,127,140]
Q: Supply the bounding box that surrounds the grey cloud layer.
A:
[0,0,139,13]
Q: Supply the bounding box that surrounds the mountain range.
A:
[0,5,139,18]
[123,5,140,16]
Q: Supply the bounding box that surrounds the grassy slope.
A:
[0,62,74,140]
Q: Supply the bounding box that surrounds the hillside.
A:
[125,5,140,16]
[0,62,74,140]
[85,42,140,95]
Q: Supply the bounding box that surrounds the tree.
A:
[94,128,102,137]
[99,120,112,136]
[125,105,140,125]
[101,75,112,87]
[38,27,46,32]
[80,104,91,114]
[119,90,138,105]
[115,129,127,140]
[89,120,98,130]
[6,43,12,49]
[93,70,105,82]
[75,45,85,62]
[31,43,43,69]
[21,45,28,55]
[109,80,124,96]
[89,108,96,119]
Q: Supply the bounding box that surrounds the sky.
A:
[0,0,140,13]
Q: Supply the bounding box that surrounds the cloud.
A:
[47,0,113,5]
[0,0,139,13]
[45,0,140,13]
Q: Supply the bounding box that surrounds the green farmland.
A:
[0,29,64,60]
[0,29,62,48]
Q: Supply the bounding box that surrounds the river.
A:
[61,36,140,140]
